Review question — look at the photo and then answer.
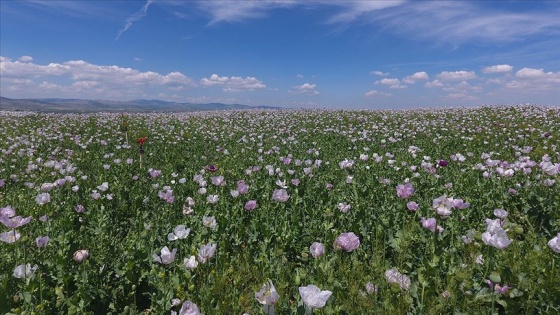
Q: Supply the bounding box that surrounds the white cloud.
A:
[505,67,560,91]
[196,1,298,25]
[365,90,391,97]
[289,83,319,95]
[201,74,266,92]
[362,1,560,46]
[403,71,429,84]
[326,0,406,23]
[425,80,444,88]
[0,57,196,98]
[377,78,406,89]
[437,71,477,81]
[116,0,155,40]
[18,56,33,62]
[515,67,546,79]
[370,70,388,76]
[482,64,513,74]
[193,1,405,25]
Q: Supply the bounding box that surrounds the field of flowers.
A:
[1,105,559,315]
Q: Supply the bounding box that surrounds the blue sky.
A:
[1,0,559,109]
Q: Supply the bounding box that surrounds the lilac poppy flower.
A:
[421,217,437,232]
[245,200,258,211]
[211,176,225,186]
[149,169,162,178]
[452,198,470,209]
[202,215,217,229]
[482,220,512,249]
[406,201,419,211]
[365,282,378,294]
[299,284,332,310]
[0,206,16,219]
[75,204,85,213]
[547,233,560,253]
[1,215,32,229]
[493,209,508,219]
[168,225,190,241]
[272,189,290,202]
[183,256,198,270]
[334,232,360,252]
[0,230,21,243]
[206,194,219,204]
[396,182,414,199]
[385,268,411,291]
[309,242,325,258]
[337,202,351,213]
[172,301,201,315]
[432,195,454,216]
[237,180,249,194]
[255,279,280,310]
[35,236,50,248]
[153,246,176,265]
[13,264,38,279]
[73,249,89,262]
[35,193,51,205]
[198,243,216,263]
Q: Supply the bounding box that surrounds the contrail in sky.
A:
[115,0,155,41]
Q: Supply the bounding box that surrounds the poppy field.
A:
[0,105,559,314]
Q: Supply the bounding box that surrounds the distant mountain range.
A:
[0,97,281,113]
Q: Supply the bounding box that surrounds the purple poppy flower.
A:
[334,232,360,252]
[438,160,449,167]
[205,164,218,173]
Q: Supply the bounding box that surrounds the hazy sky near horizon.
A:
[1,0,559,109]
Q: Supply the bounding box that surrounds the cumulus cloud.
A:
[515,68,547,79]
[505,67,560,90]
[201,74,266,92]
[482,64,513,74]
[437,70,477,81]
[403,71,429,84]
[289,83,319,95]
[365,90,391,97]
[18,56,34,62]
[0,57,196,98]
[425,80,444,88]
[377,78,406,89]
